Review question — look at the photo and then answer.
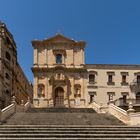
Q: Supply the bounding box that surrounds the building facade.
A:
[0,22,33,109]
[32,34,140,108]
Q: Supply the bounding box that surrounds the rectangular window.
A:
[107,72,115,85]
[121,72,129,86]
[122,75,126,83]
[89,92,96,103]
[90,95,94,103]
[122,95,127,104]
[108,75,113,83]
[89,74,95,83]
[107,92,115,101]
[137,76,140,84]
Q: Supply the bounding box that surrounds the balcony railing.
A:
[114,98,140,107]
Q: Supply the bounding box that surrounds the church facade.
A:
[32,34,140,108]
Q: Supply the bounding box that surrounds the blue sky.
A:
[0,0,140,82]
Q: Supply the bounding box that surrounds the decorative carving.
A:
[74,73,81,79]
[38,72,45,79]
[54,73,65,80]
[53,49,66,56]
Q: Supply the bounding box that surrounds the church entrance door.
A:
[54,87,64,107]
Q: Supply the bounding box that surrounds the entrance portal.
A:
[54,87,64,107]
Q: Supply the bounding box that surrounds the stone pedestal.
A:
[127,101,135,114]
[70,99,75,108]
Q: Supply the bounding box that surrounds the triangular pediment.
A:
[43,33,76,43]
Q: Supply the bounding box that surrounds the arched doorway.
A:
[54,87,64,107]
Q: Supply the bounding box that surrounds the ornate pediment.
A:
[43,33,76,43]
[32,33,86,48]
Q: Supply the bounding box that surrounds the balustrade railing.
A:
[114,98,140,107]
[0,96,30,123]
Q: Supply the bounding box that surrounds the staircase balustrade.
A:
[0,103,16,123]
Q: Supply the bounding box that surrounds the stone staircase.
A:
[5,108,124,125]
[2,107,139,139]
[0,125,140,139]
[27,107,96,113]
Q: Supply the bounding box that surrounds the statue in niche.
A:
[38,84,45,98]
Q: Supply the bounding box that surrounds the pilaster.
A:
[34,48,38,65]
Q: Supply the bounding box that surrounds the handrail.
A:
[92,102,108,113]
[109,103,129,124]
[2,104,14,112]
[0,103,16,122]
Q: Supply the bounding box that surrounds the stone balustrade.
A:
[0,103,16,123]
[0,96,30,123]
[108,103,129,124]
[92,101,108,113]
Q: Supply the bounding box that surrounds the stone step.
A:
[0,125,140,139]
[0,133,140,138]
[27,108,96,113]
[0,127,140,130]
[0,125,138,128]
[0,138,137,140]
[0,130,140,134]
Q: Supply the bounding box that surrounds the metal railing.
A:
[114,98,140,106]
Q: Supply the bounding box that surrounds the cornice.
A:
[32,41,85,49]
[31,66,87,73]
[86,64,140,70]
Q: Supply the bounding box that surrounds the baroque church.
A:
[32,33,140,108]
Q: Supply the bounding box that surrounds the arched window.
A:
[89,74,95,83]
[5,52,11,61]
[38,84,45,98]
[56,54,62,64]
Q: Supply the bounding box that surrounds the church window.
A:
[56,54,62,64]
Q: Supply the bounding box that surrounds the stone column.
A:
[34,76,38,99]
[71,77,74,99]
[45,49,47,65]
[82,49,84,64]
[81,77,84,99]
[45,77,48,99]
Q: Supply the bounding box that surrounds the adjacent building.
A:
[32,34,140,108]
[0,22,33,109]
